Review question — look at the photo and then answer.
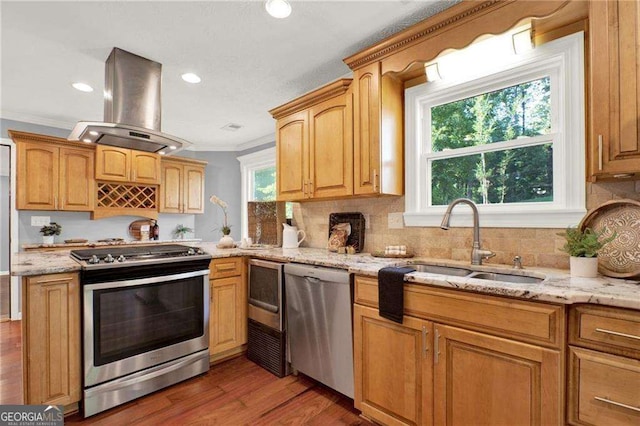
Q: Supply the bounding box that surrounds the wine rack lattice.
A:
[97,182,157,209]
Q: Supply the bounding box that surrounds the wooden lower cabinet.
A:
[433,324,562,426]
[354,305,433,426]
[209,257,247,362]
[22,273,81,407]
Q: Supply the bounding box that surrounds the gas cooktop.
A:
[70,244,211,269]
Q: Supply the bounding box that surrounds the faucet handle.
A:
[479,249,496,260]
[513,256,523,269]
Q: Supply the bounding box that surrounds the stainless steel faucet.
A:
[440,198,495,265]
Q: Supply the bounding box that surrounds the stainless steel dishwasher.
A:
[284,263,353,398]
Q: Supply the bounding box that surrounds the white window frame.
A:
[237,147,276,238]
[404,32,585,228]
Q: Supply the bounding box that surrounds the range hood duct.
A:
[69,48,191,153]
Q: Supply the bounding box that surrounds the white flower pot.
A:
[42,235,55,245]
[570,256,599,278]
[218,235,235,248]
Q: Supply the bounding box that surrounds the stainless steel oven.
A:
[72,245,211,417]
[247,259,289,377]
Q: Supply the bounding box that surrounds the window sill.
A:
[403,207,587,229]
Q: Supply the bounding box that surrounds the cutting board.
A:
[128,220,153,240]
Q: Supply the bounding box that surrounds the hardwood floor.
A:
[0,320,22,404]
[66,356,371,425]
[0,274,9,320]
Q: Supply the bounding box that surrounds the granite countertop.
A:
[11,244,640,310]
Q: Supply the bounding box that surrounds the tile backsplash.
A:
[292,180,640,269]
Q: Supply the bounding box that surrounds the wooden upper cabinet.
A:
[309,94,353,198]
[159,157,206,214]
[353,63,403,195]
[271,79,352,201]
[95,145,160,184]
[15,136,94,211]
[589,0,640,180]
[276,111,308,201]
[59,147,94,211]
[132,151,161,184]
[95,145,131,182]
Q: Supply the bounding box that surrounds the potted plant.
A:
[173,224,194,240]
[210,195,234,248]
[40,222,62,245]
[558,227,615,278]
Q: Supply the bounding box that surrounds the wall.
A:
[292,181,640,269]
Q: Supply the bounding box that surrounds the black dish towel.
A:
[378,266,415,324]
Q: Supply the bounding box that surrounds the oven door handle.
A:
[248,298,279,313]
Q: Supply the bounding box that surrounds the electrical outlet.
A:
[388,212,404,229]
[31,216,50,227]
[363,214,370,229]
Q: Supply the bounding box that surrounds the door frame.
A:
[1,138,20,320]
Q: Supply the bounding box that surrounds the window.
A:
[237,147,276,238]
[404,31,586,228]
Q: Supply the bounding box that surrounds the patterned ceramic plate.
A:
[579,199,640,278]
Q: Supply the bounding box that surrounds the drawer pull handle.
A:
[595,328,640,341]
[216,264,236,271]
[594,396,640,413]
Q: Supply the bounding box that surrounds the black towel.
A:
[378,266,415,324]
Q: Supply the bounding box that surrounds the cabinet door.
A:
[276,111,309,201]
[95,145,131,181]
[59,147,94,211]
[354,304,433,426]
[183,165,205,214]
[309,94,353,198]
[433,324,562,426]
[23,273,81,406]
[209,275,247,356]
[353,62,381,195]
[17,142,59,210]
[132,151,161,184]
[590,0,640,178]
[159,162,183,213]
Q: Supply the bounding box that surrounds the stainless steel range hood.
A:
[69,48,191,153]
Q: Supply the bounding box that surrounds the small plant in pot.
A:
[558,227,615,278]
[40,222,62,245]
[172,224,194,239]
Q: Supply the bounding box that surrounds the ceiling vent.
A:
[221,123,243,132]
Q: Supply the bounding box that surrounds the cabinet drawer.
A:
[210,257,244,279]
[568,346,640,425]
[354,275,564,348]
[570,305,640,359]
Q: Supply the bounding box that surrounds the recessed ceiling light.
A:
[181,73,201,84]
[265,0,291,18]
[72,82,94,92]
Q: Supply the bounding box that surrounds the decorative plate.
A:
[579,199,640,278]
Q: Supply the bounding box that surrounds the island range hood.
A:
[69,47,191,154]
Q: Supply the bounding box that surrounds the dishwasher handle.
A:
[304,276,321,283]
[249,298,279,313]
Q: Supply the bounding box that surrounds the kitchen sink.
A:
[404,262,545,284]
[468,272,544,284]
[409,263,472,277]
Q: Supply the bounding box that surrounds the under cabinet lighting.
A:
[159,151,166,155]
[181,73,201,84]
[512,28,534,54]
[72,82,94,92]
[82,138,92,143]
[265,0,291,18]
[425,63,442,81]
[169,145,177,150]
[89,130,99,136]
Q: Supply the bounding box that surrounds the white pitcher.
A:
[282,223,306,248]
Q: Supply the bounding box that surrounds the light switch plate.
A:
[31,216,50,227]
[388,212,404,229]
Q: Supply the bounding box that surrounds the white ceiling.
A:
[1,0,456,151]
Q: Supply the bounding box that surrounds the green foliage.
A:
[558,227,616,258]
[40,222,61,236]
[173,224,193,239]
[430,77,552,206]
[254,166,276,201]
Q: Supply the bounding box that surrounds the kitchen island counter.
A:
[11,245,639,310]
